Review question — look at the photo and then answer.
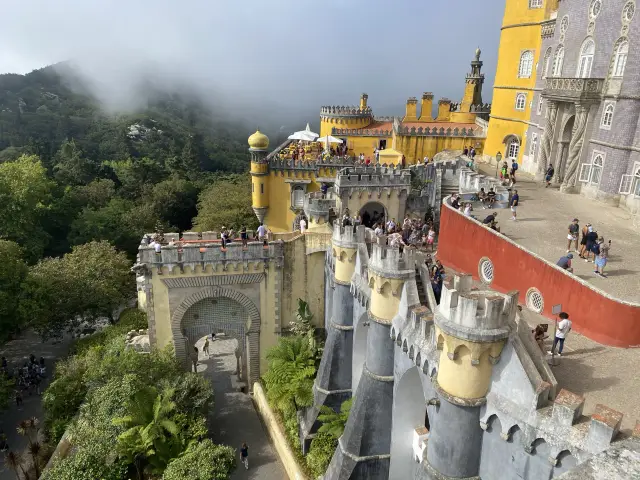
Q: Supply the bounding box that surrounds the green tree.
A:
[317,397,353,439]
[145,176,199,231]
[52,139,95,185]
[192,175,257,232]
[163,439,236,480]
[263,336,316,415]
[112,386,183,479]
[0,240,28,340]
[75,178,116,209]
[0,154,53,260]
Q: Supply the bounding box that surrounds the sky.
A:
[0,0,505,127]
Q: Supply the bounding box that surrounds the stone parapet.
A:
[335,165,411,192]
[458,166,509,202]
[332,223,365,249]
[367,240,416,279]
[320,105,373,118]
[304,190,336,222]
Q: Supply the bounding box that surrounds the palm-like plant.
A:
[27,441,46,479]
[16,417,40,448]
[112,386,183,479]
[263,336,317,415]
[317,397,353,439]
[4,451,27,480]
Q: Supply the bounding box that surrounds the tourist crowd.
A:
[557,218,612,277]
[1,354,47,410]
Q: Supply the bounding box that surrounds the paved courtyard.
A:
[476,163,640,303]
[194,337,285,480]
[520,308,640,434]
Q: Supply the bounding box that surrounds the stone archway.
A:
[359,201,387,228]
[171,287,261,386]
[556,115,575,183]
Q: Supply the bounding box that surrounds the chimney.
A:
[420,92,434,122]
[436,98,452,122]
[404,97,418,122]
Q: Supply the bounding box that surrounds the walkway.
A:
[476,162,640,303]
[194,337,285,480]
[0,331,73,480]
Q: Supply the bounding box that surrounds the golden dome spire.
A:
[248,129,269,150]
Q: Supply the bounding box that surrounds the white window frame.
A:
[537,96,544,115]
[552,45,565,77]
[529,133,538,162]
[507,139,520,160]
[580,151,605,185]
[529,0,543,8]
[290,184,306,209]
[518,50,535,78]
[600,102,615,130]
[590,0,602,19]
[577,38,595,78]
[613,40,629,77]
[542,47,553,79]
[619,163,640,196]
[515,93,527,111]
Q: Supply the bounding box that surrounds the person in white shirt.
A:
[256,223,267,241]
[548,312,572,357]
[386,218,396,233]
[423,156,429,165]
[374,224,384,236]
[464,203,473,216]
[299,217,307,234]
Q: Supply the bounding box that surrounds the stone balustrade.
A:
[542,77,604,103]
[458,167,509,203]
[320,105,373,117]
[335,165,412,190]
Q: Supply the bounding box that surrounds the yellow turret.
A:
[249,130,270,224]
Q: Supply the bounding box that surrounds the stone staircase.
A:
[415,268,428,306]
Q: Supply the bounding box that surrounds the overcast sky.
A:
[0,0,504,123]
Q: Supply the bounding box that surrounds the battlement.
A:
[438,98,452,105]
[395,125,480,137]
[368,240,416,278]
[436,273,516,341]
[406,97,418,104]
[304,191,337,221]
[335,165,411,190]
[422,92,434,100]
[320,105,373,117]
[332,223,366,249]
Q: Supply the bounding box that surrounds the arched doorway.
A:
[556,115,575,183]
[389,366,428,480]
[359,201,386,228]
[171,287,261,387]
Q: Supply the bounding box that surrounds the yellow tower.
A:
[248,130,270,224]
[484,0,556,165]
[319,94,374,139]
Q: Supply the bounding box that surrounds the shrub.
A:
[163,439,236,480]
[307,432,338,478]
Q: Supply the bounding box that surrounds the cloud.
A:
[0,0,503,127]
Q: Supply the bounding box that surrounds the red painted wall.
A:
[437,202,640,348]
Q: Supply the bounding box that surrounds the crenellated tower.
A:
[248,130,270,224]
[423,274,517,479]
[326,238,416,479]
[299,223,364,452]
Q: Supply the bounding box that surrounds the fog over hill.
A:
[1,0,502,136]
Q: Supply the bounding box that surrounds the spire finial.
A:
[475,47,481,61]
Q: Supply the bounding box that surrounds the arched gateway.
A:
[171,287,261,386]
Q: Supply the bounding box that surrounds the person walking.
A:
[548,312,572,357]
[240,442,249,470]
[583,226,599,262]
[510,159,518,183]
[190,346,199,373]
[593,237,611,277]
[203,337,210,358]
[256,223,267,242]
[545,164,555,187]
[510,189,519,220]
[240,226,248,248]
[567,218,579,253]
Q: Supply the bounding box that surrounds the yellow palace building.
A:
[250,50,492,233]
[484,0,560,168]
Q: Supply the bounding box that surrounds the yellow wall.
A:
[334,246,357,285]
[395,135,484,162]
[251,161,269,208]
[320,116,372,139]
[484,0,550,163]
[436,329,505,400]
[369,274,405,323]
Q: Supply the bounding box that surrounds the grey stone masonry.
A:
[335,165,412,192]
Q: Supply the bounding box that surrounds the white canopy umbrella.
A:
[288,123,319,141]
[316,135,343,144]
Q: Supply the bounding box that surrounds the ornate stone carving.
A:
[538,101,559,173]
[562,104,590,188]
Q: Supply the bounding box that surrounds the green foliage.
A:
[0,155,53,260]
[307,432,338,478]
[163,439,236,480]
[317,397,353,439]
[0,240,28,340]
[0,374,15,411]
[192,174,258,232]
[263,336,316,416]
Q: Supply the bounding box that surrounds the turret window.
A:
[529,0,543,8]
[515,93,527,111]
[518,51,534,78]
[577,38,595,78]
[552,46,565,77]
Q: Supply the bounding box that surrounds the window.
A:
[613,41,629,77]
[518,51,534,78]
[542,47,553,79]
[529,133,538,161]
[577,39,595,78]
[292,185,305,208]
[507,139,520,159]
[579,152,604,185]
[515,93,527,111]
[529,0,543,7]
[601,103,615,129]
[590,0,602,19]
[619,165,640,195]
[623,2,635,23]
[537,96,544,115]
[260,183,264,194]
[552,46,565,77]
[560,16,569,34]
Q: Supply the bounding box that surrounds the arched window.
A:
[292,185,305,208]
[518,51,534,78]
[542,47,553,79]
[529,133,538,161]
[580,152,604,185]
[601,103,615,129]
[552,46,565,77]
[507,137,520,160]
[515,93,527,111]
[613,41,629,77]
[577,39,595,78]
[619,164,640,195]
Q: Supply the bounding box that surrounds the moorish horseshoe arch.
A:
[171,286,261,386]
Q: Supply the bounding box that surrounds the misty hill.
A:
[0,62,250,171]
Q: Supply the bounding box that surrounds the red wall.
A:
[437,202,640,348]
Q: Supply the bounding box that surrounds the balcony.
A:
[542,77,604,103]
[303,191,337,224]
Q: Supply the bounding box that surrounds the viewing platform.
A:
[304,190,337,224]
[335,165,412,191]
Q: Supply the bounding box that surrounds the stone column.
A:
[562,103,589,191]
[556,143,567,183]
[537,100,559,175]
